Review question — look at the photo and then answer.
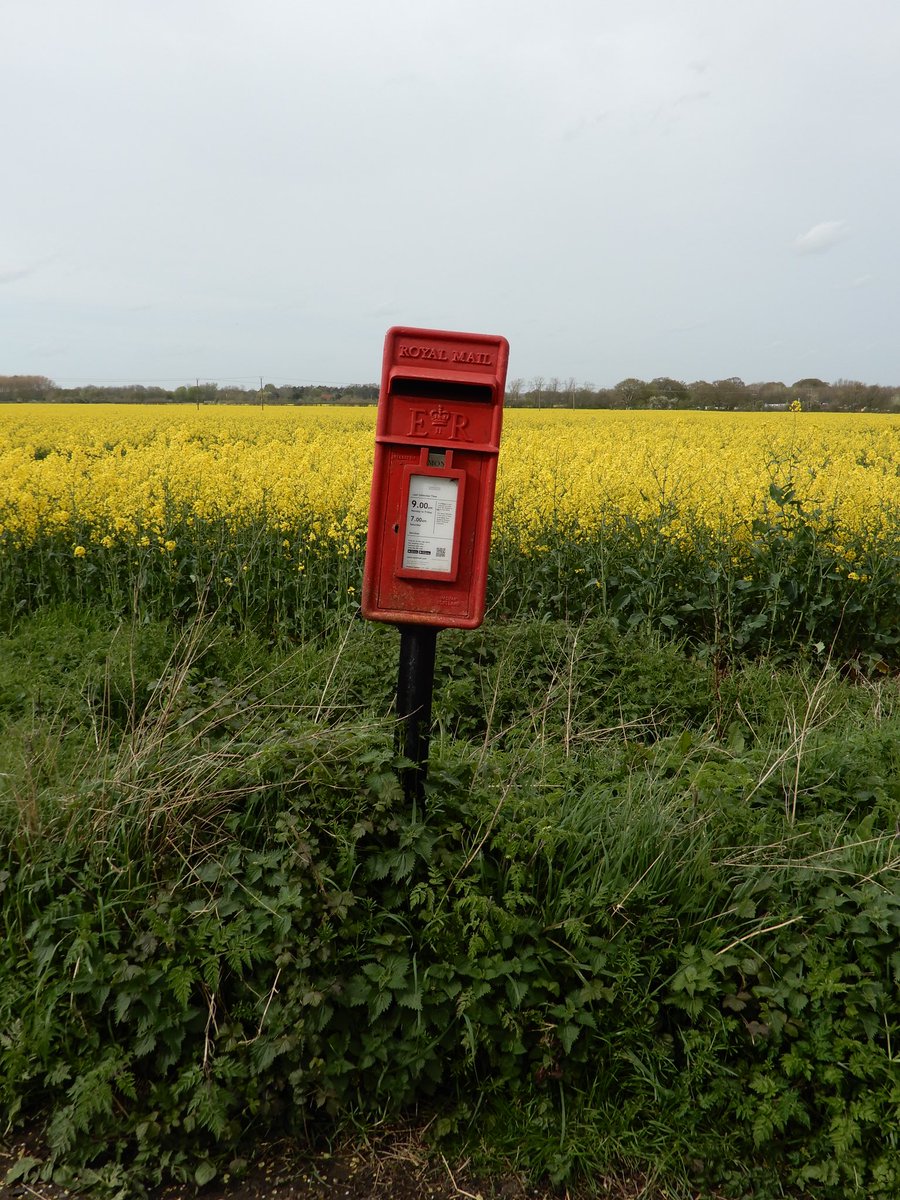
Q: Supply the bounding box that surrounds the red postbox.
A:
[362,326,509,629]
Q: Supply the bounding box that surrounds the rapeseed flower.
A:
[1,405,897,575]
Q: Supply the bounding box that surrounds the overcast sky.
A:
[3,0,899,388]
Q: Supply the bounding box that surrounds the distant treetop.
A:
[0,375,897,412]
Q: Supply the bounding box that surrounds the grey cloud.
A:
[672,89,711,106]
[0,265,34,284]
[793,221,847,255]
[2,2,899,384]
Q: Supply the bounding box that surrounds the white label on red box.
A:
[402,475,458,573]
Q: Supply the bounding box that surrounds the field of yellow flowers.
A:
[1,404,899,659]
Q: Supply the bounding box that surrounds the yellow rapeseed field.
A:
[1,404,898,554]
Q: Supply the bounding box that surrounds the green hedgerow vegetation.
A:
[2,595,899,1199]
[3,476,900,669]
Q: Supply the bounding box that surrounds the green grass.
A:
[2,603,899,1198]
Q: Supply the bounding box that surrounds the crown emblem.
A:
[430,405,451,427]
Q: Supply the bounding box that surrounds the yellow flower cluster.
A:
[0,405,374,552]
[0,405,898,554]
[496,409,900,550]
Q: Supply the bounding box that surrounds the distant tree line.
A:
[1,373,898,412]
[0,377,379,406]
[504,375,900,412]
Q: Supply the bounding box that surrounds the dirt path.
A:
[1,1131,668,1200]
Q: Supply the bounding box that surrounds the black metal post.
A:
[395,623,438,805]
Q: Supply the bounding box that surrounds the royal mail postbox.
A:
[362,326,509,629]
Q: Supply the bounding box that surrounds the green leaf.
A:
[194,1159,217,1186]
[397,987,422,1011]
[370,991,392,1019]
[557,1023,580,1054]
[5,1157,41,1185]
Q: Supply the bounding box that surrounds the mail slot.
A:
[362,325,509,629]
